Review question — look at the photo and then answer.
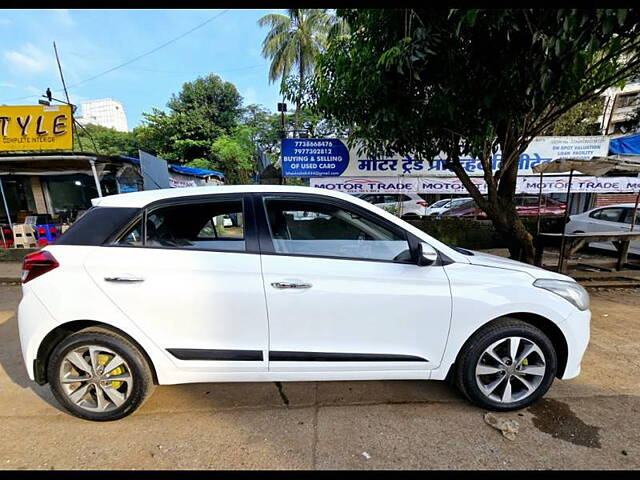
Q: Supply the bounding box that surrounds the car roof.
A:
[91,185,381,209]
[590,203,638,209]
[90,184,470,264]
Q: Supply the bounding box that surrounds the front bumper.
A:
[559,308,591,379]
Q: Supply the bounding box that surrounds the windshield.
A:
[430,199,450,208]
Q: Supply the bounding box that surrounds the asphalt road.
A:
[0,284,638,470]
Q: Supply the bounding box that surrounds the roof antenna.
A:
[53,41,83,151]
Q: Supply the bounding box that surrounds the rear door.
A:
[84,194,269,372]
[587,207,628,232]
[585,206,629,252]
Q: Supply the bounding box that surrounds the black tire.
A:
[454,318,557,411]
[47,327,155,421]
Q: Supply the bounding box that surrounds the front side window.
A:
[623,208,640,225]
[143,199,245,251]
[263,198,411,262]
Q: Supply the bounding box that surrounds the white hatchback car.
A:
[565,203,640,255]
[18,186,590,421]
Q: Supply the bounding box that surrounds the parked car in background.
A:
[18,185,590,420]
[565,203,640,255]
[357,193,430,218]
[442,195,566,218]
[425,197,473,216]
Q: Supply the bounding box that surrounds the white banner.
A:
[339,136,610,177]
[311,175,640,194]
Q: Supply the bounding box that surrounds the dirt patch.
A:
[528,398,601,448]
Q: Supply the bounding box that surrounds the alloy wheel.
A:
[59,345,133,413]
[475,336,546,404]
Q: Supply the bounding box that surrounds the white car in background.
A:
[425,197,473,216]
[565,203,640,255]
[357,193,430,218]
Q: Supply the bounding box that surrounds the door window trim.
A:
[108,193,259,254]
[252,192,418,264]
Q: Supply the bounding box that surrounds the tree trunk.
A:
[488,201,535,263]
[446,144,536,264]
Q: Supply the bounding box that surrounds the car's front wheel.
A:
[454,318,557,411]
[47,326,155,421]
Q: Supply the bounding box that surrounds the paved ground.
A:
[0,284,639,470]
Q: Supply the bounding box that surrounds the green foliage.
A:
[184,158,215,170]
[210,126,258,185]
[74,124,138,156]
[309,8,640,260]
[132,74,243,164]
[258,9,347,131]
[542,97,605,136]
[258,9,334,84]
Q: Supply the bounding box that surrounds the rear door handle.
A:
[271,282,312,290]
[104,276,145,283]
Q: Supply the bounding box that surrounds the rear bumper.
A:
[17,287,58,382]
[559,308,591,379]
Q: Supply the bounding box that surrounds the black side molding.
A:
[269,351,429,362]
[167,349,263,361]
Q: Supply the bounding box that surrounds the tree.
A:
[258,9,337,132]
[308,9,640,261]
[133,74,243,164]
[74,124,139,156]
[209,126,257,184]
[542,97,605,136]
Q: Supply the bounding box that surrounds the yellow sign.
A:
[0,104,73,152]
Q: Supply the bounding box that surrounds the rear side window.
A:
[590,208,625,222]
[144,200,245,252]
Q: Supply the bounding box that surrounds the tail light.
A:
[21,250,59,284]
[417,201,429,207]
[38,227,46,236]
[49,226,57,234]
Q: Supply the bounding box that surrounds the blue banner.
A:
[281,138,349,177]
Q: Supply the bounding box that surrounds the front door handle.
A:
[271,282,312,290]
[104,276,145,283]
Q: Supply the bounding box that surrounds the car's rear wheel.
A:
[454,318,557,411]
[47,327,154,421]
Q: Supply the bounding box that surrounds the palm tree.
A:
[258,9,346,134]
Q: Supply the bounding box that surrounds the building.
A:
[0,152,224,226]
[600,78,640,135]
[76,98,129,132]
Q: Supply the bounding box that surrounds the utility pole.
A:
[278,102,287,186]
[53,41,83,151]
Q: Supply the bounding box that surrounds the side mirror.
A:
[416,242,438,266]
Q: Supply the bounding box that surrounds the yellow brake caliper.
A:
[98,354,125,389]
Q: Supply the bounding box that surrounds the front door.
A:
[256,193,452,373]
[84,194,269,372]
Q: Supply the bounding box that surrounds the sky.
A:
[0,9,284,129]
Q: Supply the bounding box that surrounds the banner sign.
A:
[311,176,640,194]
[282,138,350,177]
[284,136,609,178]
[0,105,73,152]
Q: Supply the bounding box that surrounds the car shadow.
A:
[0,295,66,413]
